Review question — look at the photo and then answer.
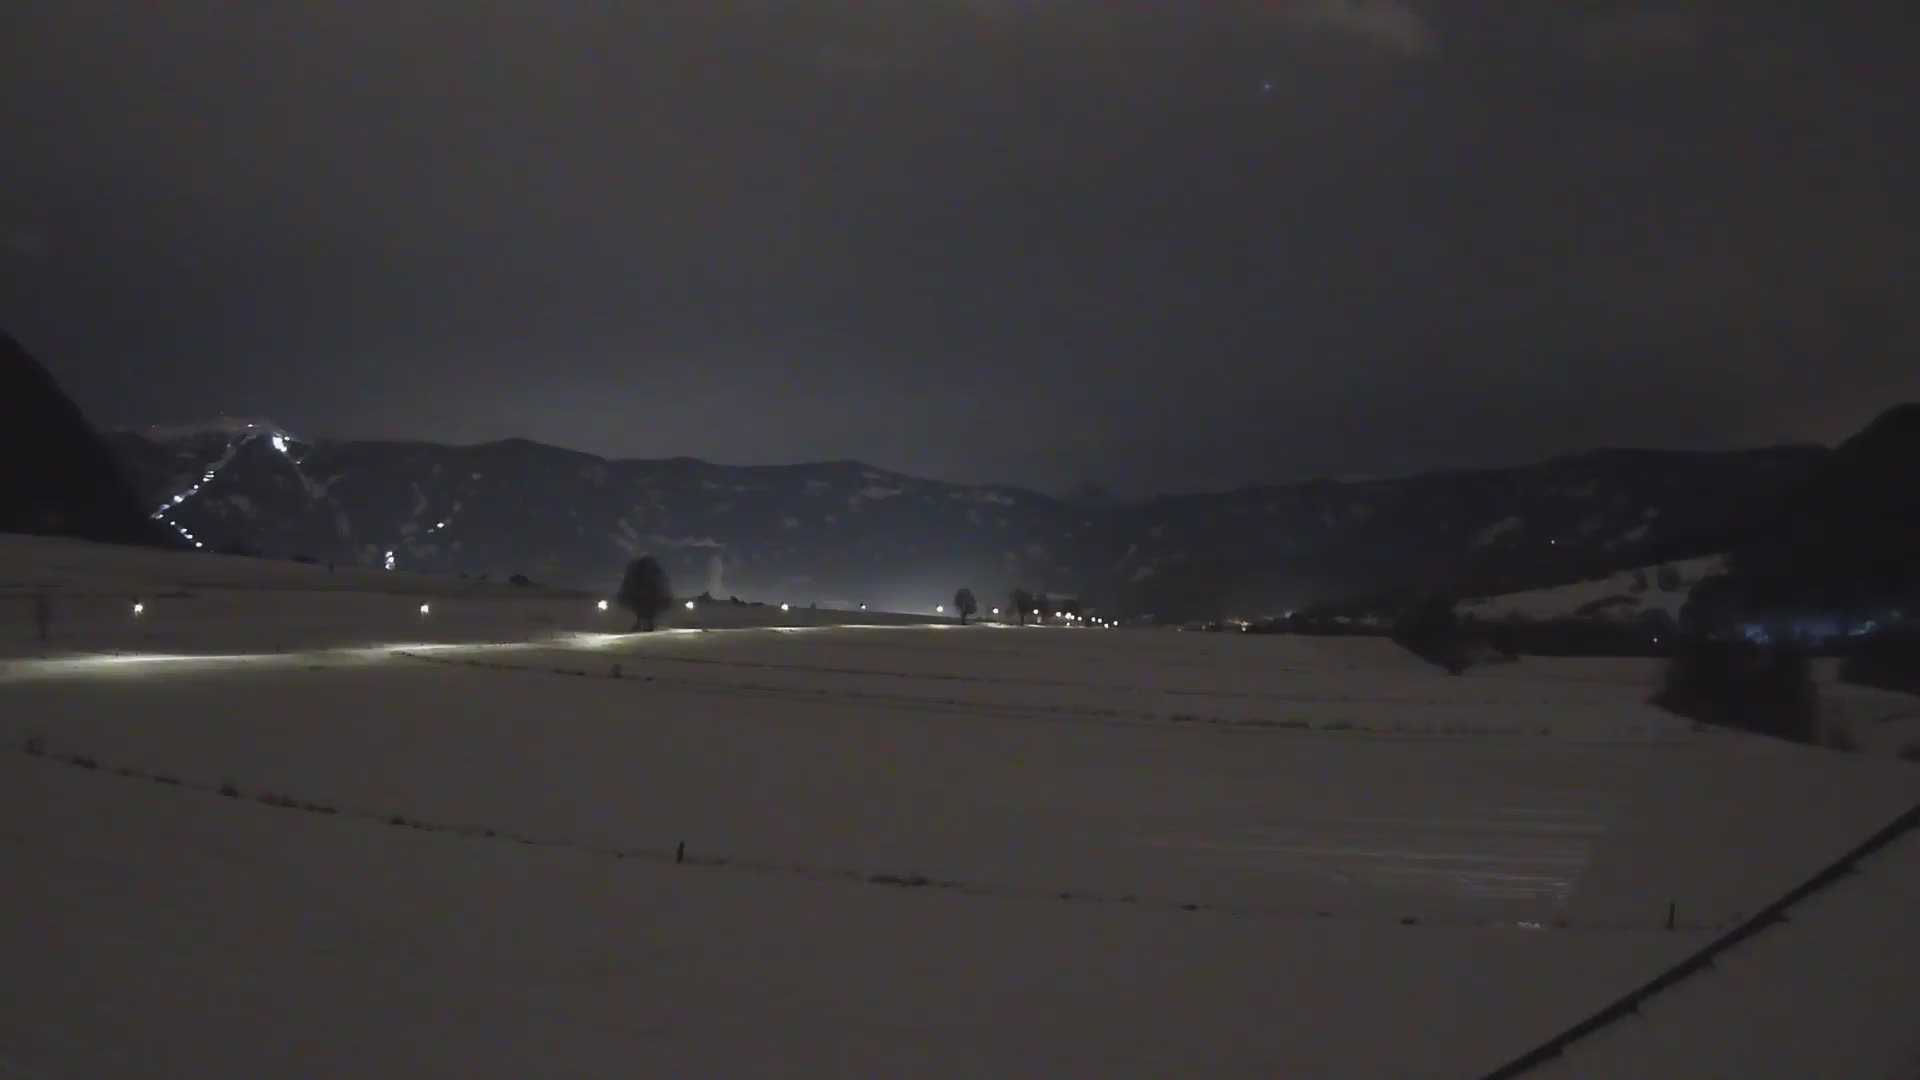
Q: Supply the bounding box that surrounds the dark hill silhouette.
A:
[1,329,173,547]
[1729,403,1920,611]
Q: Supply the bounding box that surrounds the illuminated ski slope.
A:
[145,420,308,549]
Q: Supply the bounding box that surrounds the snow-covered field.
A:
[3,535,1917,1077]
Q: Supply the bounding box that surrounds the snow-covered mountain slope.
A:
[104,426,1825,615]
[1458,556,1726,624]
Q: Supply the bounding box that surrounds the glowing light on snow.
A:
[270,434,288,453]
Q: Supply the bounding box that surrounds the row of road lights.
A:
[125,597,1118,631]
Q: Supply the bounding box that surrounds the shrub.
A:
[1391,594,1473,674]
[1652,640,1818,744]
[1838,629,1920,695]
[507,573,532,587]
[953,587,978,624]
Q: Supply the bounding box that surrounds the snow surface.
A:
[1459,556,1726,623]
[3,535,1917,1077]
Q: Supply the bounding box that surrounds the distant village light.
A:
[597,599,609,611]
[686,600,697,610]
[132,602,145,616]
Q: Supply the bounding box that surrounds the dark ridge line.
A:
[1479,798,1920,1078]
[7,739,1718,935]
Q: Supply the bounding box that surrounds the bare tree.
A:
[1009,588,1034,626]
[617,555,673,631]
[953,587,978,625]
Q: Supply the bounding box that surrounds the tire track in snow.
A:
[6,737,1720,936]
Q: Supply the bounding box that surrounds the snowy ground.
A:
[3,536,1917,1077]
[1458,556,1725,624]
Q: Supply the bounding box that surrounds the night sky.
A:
[3,2,1915,495]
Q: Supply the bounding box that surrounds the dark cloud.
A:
[1,1,1914,495]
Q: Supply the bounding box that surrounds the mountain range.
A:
[102,418,1833,620]
[8,327,1904,621]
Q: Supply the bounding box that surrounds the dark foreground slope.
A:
[0,330,171,547]
[1727,403,1920,613]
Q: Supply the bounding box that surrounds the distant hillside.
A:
[103,420,1834,616]
[1458,556,1725,626]
[0,330,172,548]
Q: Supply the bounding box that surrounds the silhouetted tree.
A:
[1840,628,1920,695]
[1653,641,1817,744]
[1010,588,1034,626]
[1678,573,1739,638]
[1391,593,1472,675]
[617,556,673,631]
[953,587,978,624]
[1656,564,1682,593]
